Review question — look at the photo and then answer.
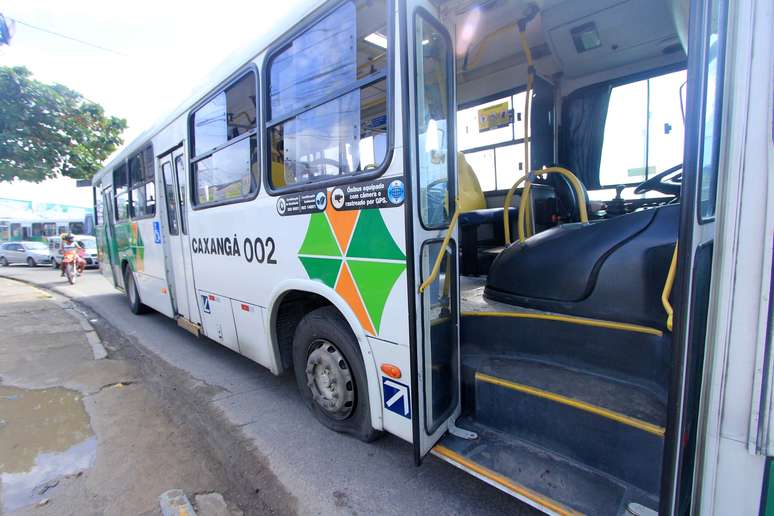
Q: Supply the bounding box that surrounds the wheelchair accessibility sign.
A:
[383,377,410,418]
[153,221,162,244]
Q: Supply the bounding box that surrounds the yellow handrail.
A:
[661,243,679,331]
[503,167,589,245]
[418,200,461,294]
[518,26,534,240]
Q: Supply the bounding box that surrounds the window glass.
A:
[269,2,357,119]
[10,223,21,239]
[95,192,104,227]
[161,162,179,235]
[266,0,388,190]
[69,222,85,234]
[114,164,129,221]
[270,80,387,186]
[31,223,43,237]
[416,15,451,227]
[457,96,513,150]
[698,0,724,221]
[194,136,257,205]
[463,149,495,191]
[599,69,687,188]
[193,73,257,156]
[128,145,156,218]
[174,156,188,233]
[43,223,56,236]
[495,143,525,191]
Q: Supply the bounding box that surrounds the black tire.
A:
[26,257,36,267]
[52,259,58,269]
[124,266,149,315]
[0,256,7,267]
[292,306,381,442]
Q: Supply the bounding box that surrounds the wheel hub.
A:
[305,339,355,420]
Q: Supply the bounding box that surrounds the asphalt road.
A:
[0,264,536,516]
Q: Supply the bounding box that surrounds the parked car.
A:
[0,241,52,267]
[48,235,99,269]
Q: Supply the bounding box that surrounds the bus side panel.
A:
[115,218,174,317]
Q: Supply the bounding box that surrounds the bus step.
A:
[471,357,664,494]
[434,419,658,516]
[176,316,201,336]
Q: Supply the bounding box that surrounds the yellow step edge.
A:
[475,372,666,437]
[433,444,581,516]
[460,310,663,337]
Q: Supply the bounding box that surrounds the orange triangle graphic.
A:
[326,190,359,252]
[335,261,375,335]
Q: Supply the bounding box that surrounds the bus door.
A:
[159,147,200,325]
[405,2,464,459]
[101,187,120,285]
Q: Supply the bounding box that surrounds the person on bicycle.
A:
[61,233,86,277]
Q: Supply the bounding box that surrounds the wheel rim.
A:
[305,339,355,420]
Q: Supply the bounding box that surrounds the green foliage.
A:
[0,65,126,182]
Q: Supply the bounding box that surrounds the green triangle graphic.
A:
[346,209,406,261]
[299,256,342,288]
[348,259,406,332]
[298,213,341,257]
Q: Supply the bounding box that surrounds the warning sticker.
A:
[331,178,405,212]
[277,190,327,216]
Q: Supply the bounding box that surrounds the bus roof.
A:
[93,0,326,184]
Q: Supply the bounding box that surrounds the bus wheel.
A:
[124,267,149,315]
[292,306,380,442]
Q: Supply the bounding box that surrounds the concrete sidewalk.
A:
[0,278,246,515]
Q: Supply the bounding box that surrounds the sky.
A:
[0,0,308,208]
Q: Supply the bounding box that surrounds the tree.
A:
[0,65,127,182]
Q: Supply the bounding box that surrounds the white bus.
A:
[0,218,91,242]
[92,0,774,513]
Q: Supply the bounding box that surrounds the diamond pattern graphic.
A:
[298,203,406,335]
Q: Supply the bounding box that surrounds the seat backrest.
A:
[457,152,487,212]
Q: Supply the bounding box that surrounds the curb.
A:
[0,275,108,361]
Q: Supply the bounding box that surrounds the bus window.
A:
[191,71,258,206]
[267,0,388,189]
[69,222,85,234]
[43,223,57,236]
[57,225,67,235]
[11,223,21,239]
[129,145,157,218]
[114,163,130,221]
[31,223,43,238]
[598,69,686,189]
[415,13,452,227]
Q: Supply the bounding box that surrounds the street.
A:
[0,265,532,515]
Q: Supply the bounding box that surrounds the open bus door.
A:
[404,1,465,461]
[660,0,727,512]
[101,187,120,286]
[159,146,200,328]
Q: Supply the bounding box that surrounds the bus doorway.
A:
[159,147,200,327]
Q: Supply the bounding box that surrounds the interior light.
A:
[570,22,602,53]
[422,39,430,45]
[365,31,388,49]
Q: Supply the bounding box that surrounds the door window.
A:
[415,12,453,228]
[697,0,726,221]
[161,161,179,235]
[174,156,188,235]
[420,241,458,433]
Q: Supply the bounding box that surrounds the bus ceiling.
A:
[444,0,688,99]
